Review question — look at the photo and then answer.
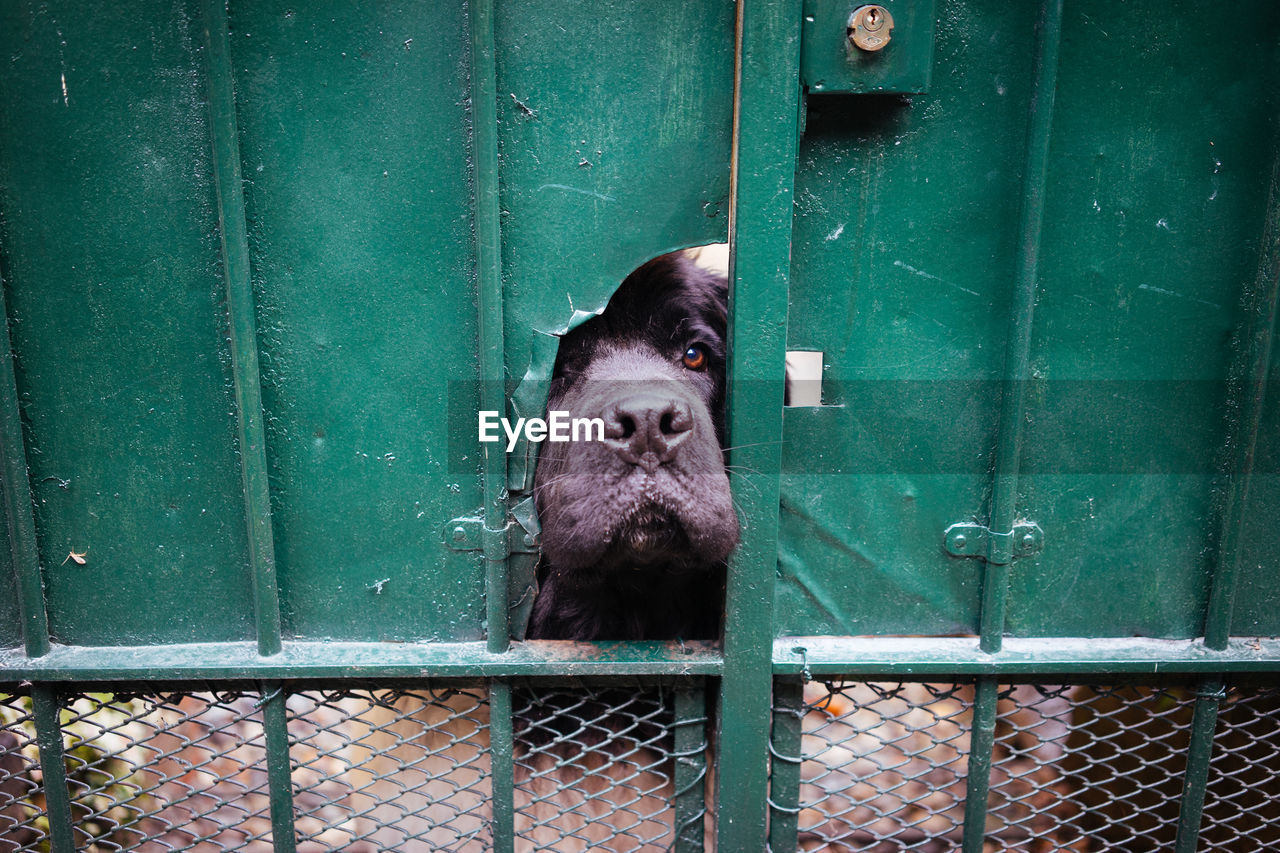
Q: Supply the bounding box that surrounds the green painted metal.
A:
[1205,153,1280,649]
[226,2,488,644]
[31,686,75,853]
[0,262,48,657]
[1172,678,1224,853]
[778,0,1280,643]
[960,677,997,853]
[0,640,723,681]
[0,0,259,647]
[261,682,298,853]
[489,679,516,853]
[979,0,1063,653]
[201,0,284,658]
[673,683,710,853]
[800,0,937,94]
[772,636,1280,676]
[469,0,512,655]
[767,677,805,853]
[1008,0,1280,640]
[1,1,1280,847]
[717,0,803,849]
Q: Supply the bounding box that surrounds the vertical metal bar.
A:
[673,682,709,853]
[31,686,75,853]
[260,682,298,853]
[1173,678,1224,853]
[960,677,999,853]
[767,677,805,853]
[201,0,284,657]
[0,267,50,658]
[488,679,516,853]
[1203,151,1280,651]
[717,0,803,846]
[979,0,1063,654]
[469,0,511,654]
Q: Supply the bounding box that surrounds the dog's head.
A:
[530,253,739,640]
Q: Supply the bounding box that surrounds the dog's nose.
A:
[603,394,693,469]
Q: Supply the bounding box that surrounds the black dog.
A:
[528,252,739,641]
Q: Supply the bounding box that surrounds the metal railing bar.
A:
[200,0,284,657]
[771,635,1280,676]
[468,0,513,655]
[1203,147,1280,651]
[489,679,516,853]
[674,681,710,853]
[260,681,298,853]
[8,634,1280,682]
[0,260,49,658]
[960,676,999,853]
[766,677,804,853]
[717,0,804,847]
[31,685,75,853]
[0,638,725,681]
[979,0,1064,653]
[1172,677,1224,852]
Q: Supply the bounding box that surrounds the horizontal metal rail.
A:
[5,635,1280,683]
[773,636,1280,676]
[0,639,724,681]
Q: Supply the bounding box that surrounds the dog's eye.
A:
[682,345,708,371]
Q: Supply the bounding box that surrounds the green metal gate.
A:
[1,0,1278,850]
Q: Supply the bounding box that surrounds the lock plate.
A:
[801,0,937,94]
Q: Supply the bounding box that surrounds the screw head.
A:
[1022,533,1036,549]
[452,525,467,542]
[953,534,968,551]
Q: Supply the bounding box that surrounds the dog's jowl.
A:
[529,252,739,641]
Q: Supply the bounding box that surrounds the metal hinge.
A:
[943,520,1043,565]
[443,497,541,559]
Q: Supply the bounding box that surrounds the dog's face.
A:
[530,254,739,640]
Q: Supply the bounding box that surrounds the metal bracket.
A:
[944,521,1043,564]
[443,512,540,558]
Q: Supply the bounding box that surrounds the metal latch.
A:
[944,521,1043,565]
[443,497,541,559]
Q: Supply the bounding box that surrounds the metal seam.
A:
[201,0,284,658]
[979,0,1064,654]
[1202,139,1280,650]
[469,0,512,654]
[0,259,49,658]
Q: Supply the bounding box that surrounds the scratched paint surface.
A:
[495,0,734,361]
[0,1,734,647]
[778,0,1280,638]
[0,1,257,644]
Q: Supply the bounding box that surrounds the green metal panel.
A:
[778,0,1280,641]
[0,1,257,646]
[1009,0,1280,639]
[495,0,734,360]
[779,0,1043,636]
[0,508,19,651]
[226,3,487,643]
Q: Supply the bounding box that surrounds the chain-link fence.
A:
[4,680,1279,850]
[0,681,708,853]
[770,679,1280,853]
